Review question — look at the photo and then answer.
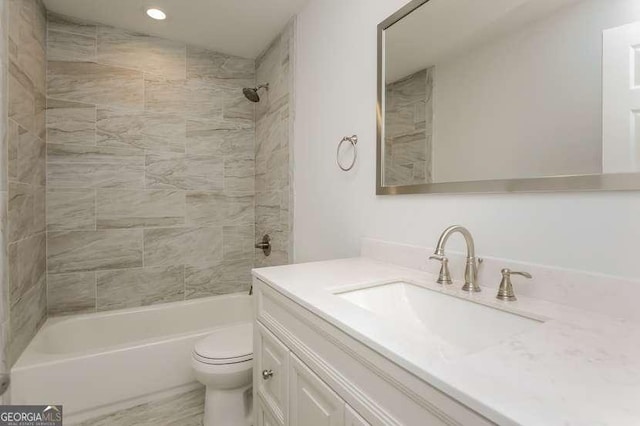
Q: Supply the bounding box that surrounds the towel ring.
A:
[337,135,358,171]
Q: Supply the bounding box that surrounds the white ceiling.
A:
[385,0,583,82]
[43,0,308,59]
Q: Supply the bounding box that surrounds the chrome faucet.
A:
[429,225,482,292]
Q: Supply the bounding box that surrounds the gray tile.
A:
[8,278,46,366]
[253,22,292,268]
[48,61,144,110]
[145,152,223,191]
[47,143,144,163]
[256,191,281,228]
[7,120,18,181]
[187,45,254,84]
[185,258,252,299]
[14,126,45,185]
[223,225,254,261]
[184,80,225,121]
[186,192,253,226]
[0,192,6,324]
[47,12,97,37]
[33,186,45,234]
[46,188,96,231]
[255,103,287,169]
[8,232,46,307]
[47,230,143,274]
[47,29,96,62]
[35,90,45,140]
[8,61,35,132]
[78,386,204,426]
[223,93,254,124]
[144,227,222,267]
[47,162,145,189]
[143,76,186,116]
[186,119,254,156]
[97,26,186,79]
[97,108,185,153]
[46,98,96,145]
[47,144,145,189]
[96,266,184,311]
[224,155,254,195]
[384,68,433,186]
[47,272,96,316]
[9,2,46,94]
[96,189,185,229]
[144,75,224,120]
[8,182,34,243]
[0,117,7,192]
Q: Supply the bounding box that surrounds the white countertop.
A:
[253,257,640,426]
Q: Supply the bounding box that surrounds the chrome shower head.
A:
[243,83,269,103]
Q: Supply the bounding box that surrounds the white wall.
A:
[293,0,640,281]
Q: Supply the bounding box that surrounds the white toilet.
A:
[192,323,254,426]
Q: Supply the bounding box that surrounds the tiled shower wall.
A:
[384,68,433,186]
[5,0,47,367]
[255,20,294,267]
[45,14,258,316]
[0,0,6,381]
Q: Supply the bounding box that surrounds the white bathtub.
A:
[11,293,253,424]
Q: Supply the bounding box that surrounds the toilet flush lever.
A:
[262,369,274,380]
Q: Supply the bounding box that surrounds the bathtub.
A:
[11,293,253,424]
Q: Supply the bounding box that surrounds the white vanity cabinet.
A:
[255,322,357,426]
[253,278,494,426]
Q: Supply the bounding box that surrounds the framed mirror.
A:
[377,0,640,194]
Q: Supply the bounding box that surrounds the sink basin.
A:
[335,281,542,355]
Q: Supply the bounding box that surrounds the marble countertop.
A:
[253,257,640,426]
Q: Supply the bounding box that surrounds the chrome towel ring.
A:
[337,135,358,171]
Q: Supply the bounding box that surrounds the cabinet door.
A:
[289,353,345,426]
[255,323,290,424]
[345,405,370,426]
[257,396,282,426]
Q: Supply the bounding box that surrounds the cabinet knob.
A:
[262,369,274,380]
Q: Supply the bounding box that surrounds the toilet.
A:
[192,323,254,426]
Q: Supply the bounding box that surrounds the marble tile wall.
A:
[255,20,295,267]
[384,68,434,186]
[0,0,7,386]
[45,13,258,316]
[4,0,47,367]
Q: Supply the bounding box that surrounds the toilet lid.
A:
[193,323,253,364]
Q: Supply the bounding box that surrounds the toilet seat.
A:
[193,323,253,366]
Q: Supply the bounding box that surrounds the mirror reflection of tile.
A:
[384,67,434,186]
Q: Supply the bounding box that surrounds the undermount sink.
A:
[335,281,542,356]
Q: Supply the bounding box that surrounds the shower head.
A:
[243,83,269,103]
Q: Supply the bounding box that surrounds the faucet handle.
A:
[496,268,532,301]
[429,255,453,285]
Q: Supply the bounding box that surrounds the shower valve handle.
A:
[255,234,271,257]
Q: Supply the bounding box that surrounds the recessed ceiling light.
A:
[146,8,166,20]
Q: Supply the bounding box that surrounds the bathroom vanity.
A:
[252,276,495,426]
[252,244,640,426]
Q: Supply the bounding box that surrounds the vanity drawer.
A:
[255,322,290,425]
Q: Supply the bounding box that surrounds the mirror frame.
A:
[376,0,640,195]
